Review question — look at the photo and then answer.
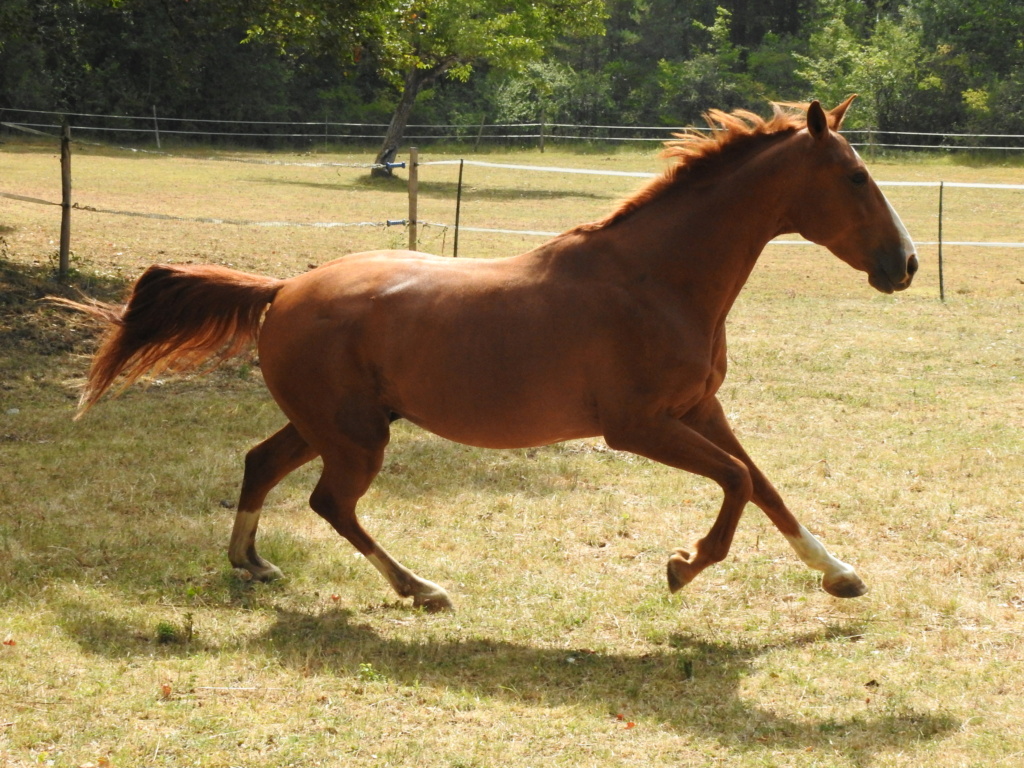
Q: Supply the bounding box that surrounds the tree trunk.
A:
[371,68,427,177]
[372,61,455,177]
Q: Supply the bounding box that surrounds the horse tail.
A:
[52,263,284,418]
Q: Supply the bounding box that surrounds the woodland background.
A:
[2,0,1023,148]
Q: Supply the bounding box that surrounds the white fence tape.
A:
[3,154,1022,247]
[420,159,655,178]
[422,159,1024,190]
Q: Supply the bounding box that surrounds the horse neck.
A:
[610,138,801,317]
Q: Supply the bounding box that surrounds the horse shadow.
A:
[260,608,958,760]
[372,431,592,500]
[53,590,957,763]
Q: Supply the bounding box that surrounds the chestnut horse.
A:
[61,99,917,611]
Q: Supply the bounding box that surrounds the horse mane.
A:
[573,102,841,233]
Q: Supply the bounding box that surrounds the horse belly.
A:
[386,357,600,450]
[406,399,598,450]
[374,306,600,449]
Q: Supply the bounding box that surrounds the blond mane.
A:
[575,103,843,232]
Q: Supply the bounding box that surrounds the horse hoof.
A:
[414,590,454,612]
[667,549,696,593]
[233,562,284,582]
[822,571,868,598]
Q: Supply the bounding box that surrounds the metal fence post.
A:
[938,181,945,301]
[453,159,464,258]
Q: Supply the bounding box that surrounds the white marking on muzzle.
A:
[853,148,917,260]
[883,195,917,260]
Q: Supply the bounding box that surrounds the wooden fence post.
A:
[474,116,486,152]
[59,119,72,280]
[408,147,419,251]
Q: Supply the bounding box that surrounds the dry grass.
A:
[1,139,1023,767]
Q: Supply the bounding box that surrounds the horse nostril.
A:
[907,254,919,277]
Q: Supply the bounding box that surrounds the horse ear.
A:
[829,94,858,130]
[807,100,829,140]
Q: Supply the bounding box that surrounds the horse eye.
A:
[851,171,868,185]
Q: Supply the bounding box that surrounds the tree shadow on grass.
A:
[253,610,957,762]
[256,174,616,203]
[0,255,127,356]
[411,179,617,203]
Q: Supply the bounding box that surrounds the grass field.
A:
[1,137,1023,767]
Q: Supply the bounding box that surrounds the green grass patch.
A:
[1,143,1022,767]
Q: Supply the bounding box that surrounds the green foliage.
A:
[490,61,616,125]
[654,6,766,125]
[793,2,863,114]
[1,0,1023,139]
[244,0,605,88]
[357,662,388,682]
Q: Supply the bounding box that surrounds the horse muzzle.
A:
[869,252,918,294]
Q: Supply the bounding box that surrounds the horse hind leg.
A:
[229,423,319,581]
[309,445,453,612]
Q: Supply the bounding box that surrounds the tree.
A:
[371,0,606,173]
[245,0,606,174]
[6,0,1024,146]
[655,7,764,125]
[0,0,316,121]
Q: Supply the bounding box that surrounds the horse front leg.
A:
[230,423,319,581]
[685,398,867,598]
[603,413,755,593]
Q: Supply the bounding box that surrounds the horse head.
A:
[789,97,918,293]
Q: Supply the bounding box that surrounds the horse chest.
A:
[649,321,728,413]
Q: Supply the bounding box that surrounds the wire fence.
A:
[4,107,1024,152]
[2,124,1022,299]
